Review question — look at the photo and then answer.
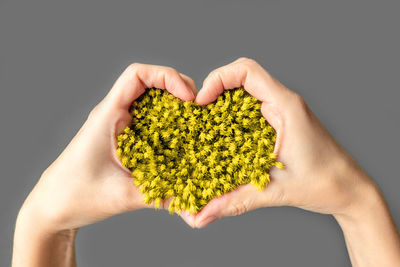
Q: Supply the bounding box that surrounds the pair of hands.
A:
[16,58,376,234]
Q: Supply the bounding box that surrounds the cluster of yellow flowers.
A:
[116,87,283,214]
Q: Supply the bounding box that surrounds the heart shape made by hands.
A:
[116,87,282,214]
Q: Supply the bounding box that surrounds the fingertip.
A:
[193,195,227,226]
[176,82,196,102]
[189,88,196,100]
[180,210,197,228]
[194,87,218,106]
[196,215,217,228]
[179,73,198,98]
[183,91,196,102]
[188,89,196,101]
[175,73,195,101]
[194,91,206,105]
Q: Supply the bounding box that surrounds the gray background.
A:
[1,0,399,266]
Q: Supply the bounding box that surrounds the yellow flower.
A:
[116,87,282,214]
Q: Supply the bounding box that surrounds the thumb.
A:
[193,184,265,228]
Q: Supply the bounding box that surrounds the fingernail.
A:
[180,211,195,228]
[194,90,203,104]
[197,215,217,228]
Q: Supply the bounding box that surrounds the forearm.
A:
[12,209,77,267]
[334,179,400,267]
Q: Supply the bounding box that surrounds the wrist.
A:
[13,209,77,267]
[15,194,79,239]
[333,181,384,226]
[332,174,400,266]
[330,153,382,221]
[15,205,78,245]
[16,170,80,234]
[330,154,391,230]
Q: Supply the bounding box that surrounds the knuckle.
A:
[88,105,98,119]
[209,68,218,75]
[271,186,289,206]
[230,201,248,216]
[126,62,141,73]
[87,103,103,120]
[210,69,219,78]
[165,67,179,76]
[210,68,223,80]
[236,56,250,62]
[186,76,195,84]
[202,69,220,85]
[41,166,52,179]
[238,57,258,68]
[236,56,248,61]
[292,93,309,112]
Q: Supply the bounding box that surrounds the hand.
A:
[12,63,196,266]
[181,58,400,266]
[181,57,378,228]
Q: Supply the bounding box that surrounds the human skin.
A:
[183,58,400,266]
[12,59,400,266]
[12,63,197,267]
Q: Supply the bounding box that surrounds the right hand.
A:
[182,57,378,228]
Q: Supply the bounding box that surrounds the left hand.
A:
[16,63,196,234]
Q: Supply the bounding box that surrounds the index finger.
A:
[106,63,195,110]
[195,57,293,106]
